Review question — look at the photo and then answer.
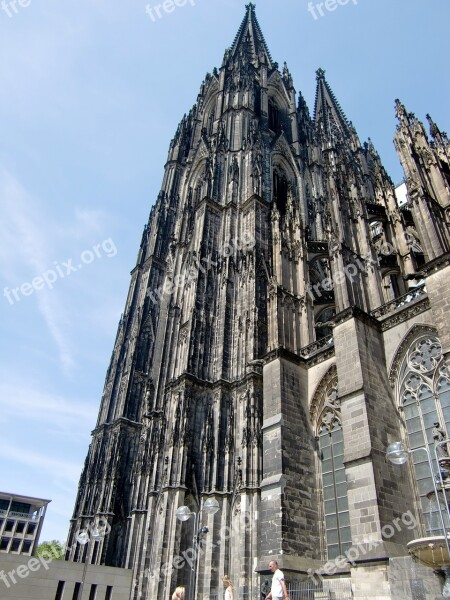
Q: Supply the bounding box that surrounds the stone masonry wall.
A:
[334,310,417,549]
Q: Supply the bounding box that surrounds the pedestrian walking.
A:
[223,575,234,600]
[265,561,289,600]
[172,586,185,600]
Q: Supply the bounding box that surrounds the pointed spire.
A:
[282,62,293,88]
[297,91,311,121]
[228,4,273,68]
[395,99,412,126]
[314,68,350,137]
[427,114,450,149]
[427,113,440,138]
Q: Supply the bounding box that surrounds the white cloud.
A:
[0,442,82,485]
[0,381,97,428]
[0,168,76,371]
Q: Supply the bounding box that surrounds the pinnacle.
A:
[314,69,349,136]
[228,4,273,67]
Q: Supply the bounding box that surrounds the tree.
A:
[36,540,65,560]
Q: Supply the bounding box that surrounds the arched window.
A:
[318,383,352,559]
[309,257,333,305]
[269,98,281,133]
[407,230,426,269]
[315,306,336,341]
[382,273,401,303]
[398,334,450,534]
[273,167,288,216]
[369,220,384,241]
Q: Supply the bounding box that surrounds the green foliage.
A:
[36,540,65,560]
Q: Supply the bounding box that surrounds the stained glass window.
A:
[399,335,450,534]
[318,383,351,559]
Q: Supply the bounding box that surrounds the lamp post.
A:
[76,525,107,600]
[434,438,450,526]
[176,497,220,600]
[386,441,450,560]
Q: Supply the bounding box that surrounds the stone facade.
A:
[67,4,450,599]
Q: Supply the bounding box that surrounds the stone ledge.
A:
[260,474,286,490]
[262,413,284,431]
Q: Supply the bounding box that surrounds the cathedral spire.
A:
[427,113,450,147]
[314,67,350,137]
[228,4,273,67]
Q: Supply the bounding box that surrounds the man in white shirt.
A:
[265,560,289,600]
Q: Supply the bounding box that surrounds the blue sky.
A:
[0,0,448,543]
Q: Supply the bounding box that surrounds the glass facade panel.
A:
[327,544,340,559]
[0,537,9,551]
[325,514,337,529]
[10,502,31,514]
[340,526,352,543]
[15,522,25,534]
[339,512,350,527]
[323,472,334,487]
[324,499,336,515]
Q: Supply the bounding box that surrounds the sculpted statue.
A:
[433,422,449,460]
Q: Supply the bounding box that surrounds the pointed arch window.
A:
[315,306,336,341]
[273,167,288,216]
[318,385,352,560]
[268,98,281,134]
[399,334,450,534]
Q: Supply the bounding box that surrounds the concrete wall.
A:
[0,555,132,600]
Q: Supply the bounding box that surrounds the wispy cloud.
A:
[0,442,82,485]
[0,168,77,371]
[0,381,97,428]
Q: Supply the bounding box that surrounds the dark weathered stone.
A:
[67,6,450,600]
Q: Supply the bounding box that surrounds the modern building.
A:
[0,492,50,557]
[67,5,450,599]
[0,554,132,600]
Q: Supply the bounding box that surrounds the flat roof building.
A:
[0,492,50,556]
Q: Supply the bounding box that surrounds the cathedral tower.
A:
[68,5,450,599]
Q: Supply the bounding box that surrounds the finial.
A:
[246,2,256,11]
[395,98,407,121]
[426,113,440,139]
[316,68,326,80]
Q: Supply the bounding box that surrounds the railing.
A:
[365,202,386,218]
[210,580,353,600]
[288,579,353,600]
[370,284,426,319]
[210,593,250,600]
[307,241,329,255]
[8,511,39,520]
[299,335,334,359]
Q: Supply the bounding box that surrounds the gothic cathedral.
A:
[67,5,450,599]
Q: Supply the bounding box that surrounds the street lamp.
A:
[76,525,107,600]
[386,441,450,559]
[176,498,220,600]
